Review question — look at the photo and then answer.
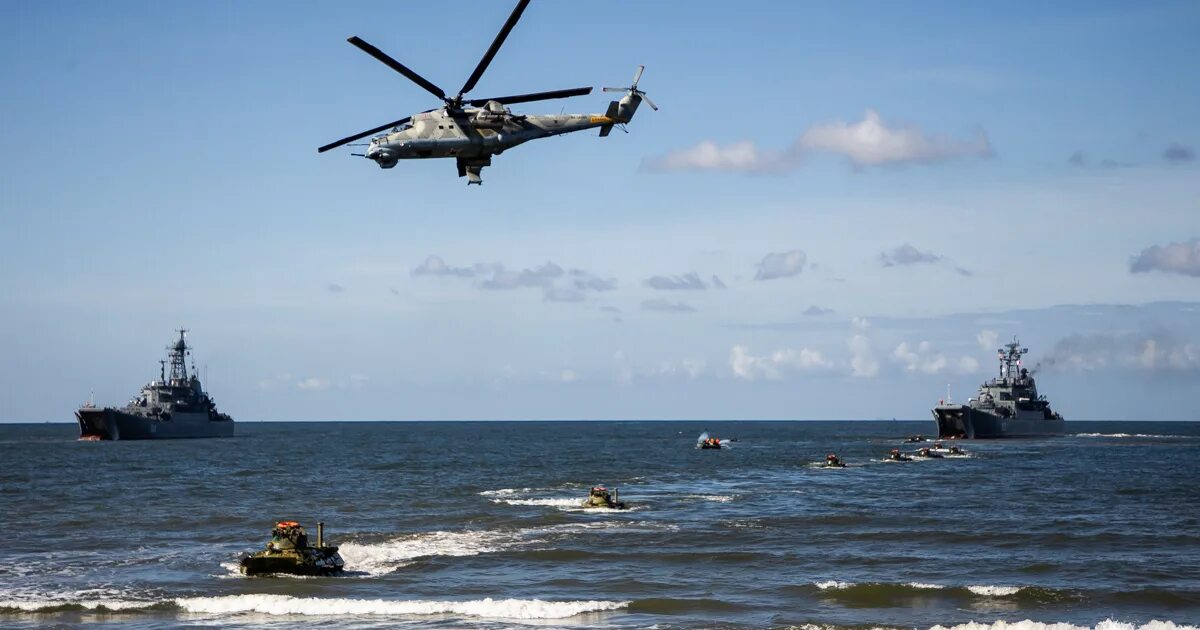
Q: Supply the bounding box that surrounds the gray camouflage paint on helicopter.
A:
[317,0,655,184]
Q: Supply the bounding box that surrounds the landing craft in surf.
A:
[239,521,344,576]
[582,486,627,510]
[697,432,730,449]
[316,0,656,185]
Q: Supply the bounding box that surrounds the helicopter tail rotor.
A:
[600,65,656,125]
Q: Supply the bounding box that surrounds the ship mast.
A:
[996,338,1028,383]
[168,328,190,384]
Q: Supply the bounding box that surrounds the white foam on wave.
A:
[814,580,854,590]
[683,494,735,503]
[492,496,643,512]
[175,594,628,619]
[930,620,1198,630]
[339,529,526,576]
[0,598,158,612]
[493,497,581,507]
[906,582,946,589]
[478,487,532,497]
[336,520,668,576]
[1073,433,1188,439]
[966,585,1023,596]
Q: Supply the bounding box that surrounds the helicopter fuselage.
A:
[365,94,639,171]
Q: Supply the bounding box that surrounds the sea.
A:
[2,420,1198,629]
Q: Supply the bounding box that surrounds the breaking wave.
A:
[0,598,161,613]
[966,585,1023,596]
[803,581,1078,606]
[1073,433,1190,439]
[930,621,1198,630]
[682,494,735,502]
[175,594,627,619]
[477,487,532,497]
[492,497,582,507]
[338,529,526,576]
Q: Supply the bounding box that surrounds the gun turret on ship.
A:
[932,339,1064,439]
[76,329,234,440]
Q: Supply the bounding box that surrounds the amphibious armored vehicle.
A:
[239,521,344,576]
[582,486,627,510]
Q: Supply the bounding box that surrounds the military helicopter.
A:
[316,0,655,185]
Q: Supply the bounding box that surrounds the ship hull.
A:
[76,408,234,440]
[933,405,1064,439]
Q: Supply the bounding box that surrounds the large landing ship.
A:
[932,340,1064,439]
[76,330,234,440]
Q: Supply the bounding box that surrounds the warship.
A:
[76,329,234,440]
[932,339,1064,439]
[239,521,345,576]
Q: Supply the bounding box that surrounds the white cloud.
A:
[851,317,871,330]
[642,110,990,174]
[412,255,478,278]
[976,329,999,351]
[1129,238,1200,277]
[879,243,942,267]
[755,249,807,281]
[645,272,709,290]
[558,369,579,383]
[413,256,616,302]
[730,345,833,381]
[798,109,991,167]
[642,298,697,313]
[641,140,796,174]
[848,335,879,378]
[891,341,981,375]
[296,377,330,391]
[1038,333,1200,373]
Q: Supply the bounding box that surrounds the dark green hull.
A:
[238,547,344,576]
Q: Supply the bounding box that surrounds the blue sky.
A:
[2,1,1198,422]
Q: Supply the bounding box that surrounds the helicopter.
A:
[316,0,655,185]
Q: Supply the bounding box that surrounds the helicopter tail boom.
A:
[598,101,620,136]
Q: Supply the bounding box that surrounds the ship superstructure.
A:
[76,329,234,440]
[932,339,1064,438]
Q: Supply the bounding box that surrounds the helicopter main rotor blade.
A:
[346,36,447,101]
[631,65,644,87]
[639,94,658,111]
[317,116,411,153]
[466,86,592,107]
[601,87,626,93]
[458,0,530,97]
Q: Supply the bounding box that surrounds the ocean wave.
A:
[334,520,669,576]
[175,594,628,619]
[491,496,642,512]
[682,494,735,502]
[1073,433,1189,439]
[966,585,1023,596]
[0,598,161,613]
[477,487,532,497]
[493,497,582,507]
[804,581,1076,606]
[930,620,1198,630]
[338,529,528,576]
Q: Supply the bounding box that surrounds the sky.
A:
[1,1,1198,422]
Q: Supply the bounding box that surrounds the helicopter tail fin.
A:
[598,101,620,137]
